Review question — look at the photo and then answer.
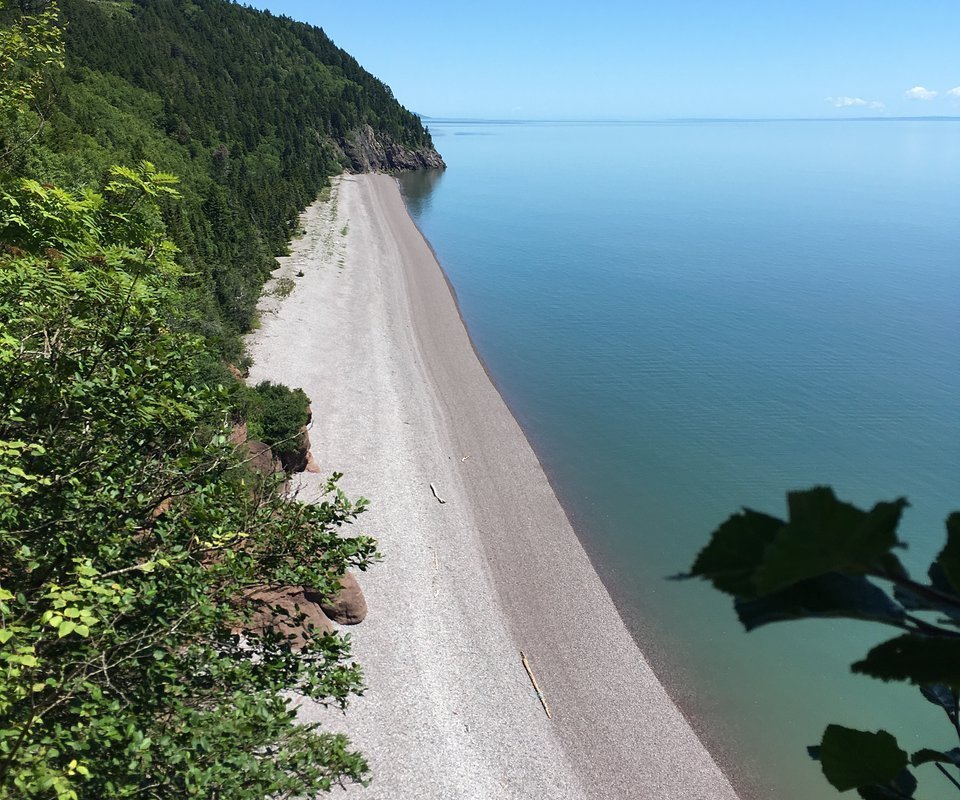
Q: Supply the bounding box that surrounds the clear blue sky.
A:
[250,0,960,119]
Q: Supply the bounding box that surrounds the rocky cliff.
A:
[340,124,446,173]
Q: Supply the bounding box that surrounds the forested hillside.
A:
[0,2,439,796]
[3,0,442,360]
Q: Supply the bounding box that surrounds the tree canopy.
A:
[0,2,400,796]
[2,0,437,363]
[0,154,377,800]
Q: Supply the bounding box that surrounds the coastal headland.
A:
[246,173,739,799]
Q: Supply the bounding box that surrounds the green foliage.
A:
[242,381,311,469]
[271,276,296,299]
[0,0,439,362]
[0,0,64,114]
[816,726,909,793]
[683,487,960,797]
[0,168,376,798]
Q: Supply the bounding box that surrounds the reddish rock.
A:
[229,421,248,445]
[278,425,314,473]
[243,585,335,648]
[150,496,173,519]
[279,430,307,473]
[302,427,322,472]
[243,440,282,475]
[320,571,368,625]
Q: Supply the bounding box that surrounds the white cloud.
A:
[947,87,960,98]
[827,96,867,107]
[905,86,937,101]
[826,96,885,110]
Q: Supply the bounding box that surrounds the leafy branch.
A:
[0,168,375,798]
[680,487,960,797]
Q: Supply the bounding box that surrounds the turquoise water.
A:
[399,120,960,799]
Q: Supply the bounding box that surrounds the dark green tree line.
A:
[3,0,438,363]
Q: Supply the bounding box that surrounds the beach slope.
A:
[246,174,739,799]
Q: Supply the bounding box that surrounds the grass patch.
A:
[271,277,295,298]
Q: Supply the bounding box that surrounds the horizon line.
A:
[418,114,960,125]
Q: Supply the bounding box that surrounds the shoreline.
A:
[246,173,740,798]
[395,178,761,797]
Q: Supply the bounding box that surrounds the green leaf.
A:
[819,725,908,791]
[734,572,905,631]
[754,488,907,594]
[855,769,917,799]
[910,747,960,767]
[935,513,960,592]
[853,635,960,687]
[683,508,783,597]
[919,684,958,721]
[894,568,960,625]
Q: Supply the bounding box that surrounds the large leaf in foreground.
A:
[818,725,908,792]
[755,488,907,594]
[894,564,960,625]
[919,683,958,723]
[910,746,960,767]
[684,509,783,597]
[735,572,905,631]
[853,635,960,687]
[855,769,917,800]
[934,512,960,593]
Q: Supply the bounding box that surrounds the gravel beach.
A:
[246,173,739,799]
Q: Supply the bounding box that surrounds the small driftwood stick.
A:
[521,651,552,719]
[429,482,446,504]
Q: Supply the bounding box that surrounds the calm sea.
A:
[399,120,960,800]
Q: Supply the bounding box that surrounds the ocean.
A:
[399,119,960,799]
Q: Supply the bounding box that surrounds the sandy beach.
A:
[246,173,739,799]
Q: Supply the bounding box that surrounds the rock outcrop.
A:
[276,426,317,473]
[340,124,446,173]
[320,571,368,625]
[243,440,283,476]
[229,420,248,446]
[243,585,335,648]
[304,435,322,474]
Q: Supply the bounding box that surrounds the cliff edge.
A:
[340,124,446,172]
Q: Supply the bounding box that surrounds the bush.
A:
[244,381,312,470]
[0,166,375,799]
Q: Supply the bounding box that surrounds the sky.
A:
[251,0,960,120]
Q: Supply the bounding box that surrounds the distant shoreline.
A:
[247,173,740,798]
[423,115,960,124]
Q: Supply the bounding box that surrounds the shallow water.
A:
[400,120,960,800]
